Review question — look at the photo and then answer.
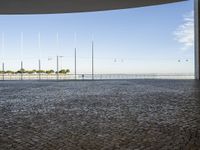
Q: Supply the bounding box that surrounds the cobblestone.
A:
[0,80,200,149]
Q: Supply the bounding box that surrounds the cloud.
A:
[174,11,194,50]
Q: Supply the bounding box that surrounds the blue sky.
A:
[0,0,194,74]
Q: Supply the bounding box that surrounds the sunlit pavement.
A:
[0,80,200,150]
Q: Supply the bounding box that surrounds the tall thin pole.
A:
[2,62,4,81]
[74,33,77,80]
[56,33,59,81]
[39,59,41,80]
[1,33,5,81]
[75,48,77,80]
[20,32,23,81]
[57,56,59,80]
[92,41,94,80]
[21,61,23,80]
[195,0,200,80]
[38,32,41,80]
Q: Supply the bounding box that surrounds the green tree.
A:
[26,70,36,74]
[46,70,55,74]
[36,70,46,74]
[16,69,26,74]
[5,70,14,74]
[59,69,70,74]
[32,70,37,73]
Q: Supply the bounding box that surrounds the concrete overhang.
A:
[0,0,186,14]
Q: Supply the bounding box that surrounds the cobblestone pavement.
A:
[0,80,200,150]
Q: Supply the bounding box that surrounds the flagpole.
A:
[74,33,77,80]
[92,41,94,80]
[20,32,23,80]
[38,32,41,80]
[75,48,77,80]
[1,33,5,81]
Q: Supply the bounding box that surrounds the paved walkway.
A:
[0,80,200,150]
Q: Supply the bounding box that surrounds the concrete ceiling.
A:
[0,0,186,14]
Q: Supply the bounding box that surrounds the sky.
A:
[0,0,194,74]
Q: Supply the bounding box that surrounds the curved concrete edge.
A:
[0,0,186,14]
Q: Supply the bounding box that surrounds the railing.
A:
[0,73,194,81]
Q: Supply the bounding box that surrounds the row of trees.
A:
[0,69,70,74]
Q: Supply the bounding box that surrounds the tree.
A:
[31,70,37,74]
[16,69,26,74]
[66,69,70,74]
[0,69,70,75]
[59,69,70,74]
[46,70,55,74]
[25,70,36,74]
[5,70,14,74]
[36,70,45,74]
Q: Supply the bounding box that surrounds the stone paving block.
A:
[0,80,200,150]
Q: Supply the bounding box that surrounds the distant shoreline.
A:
[0,73,194,80]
